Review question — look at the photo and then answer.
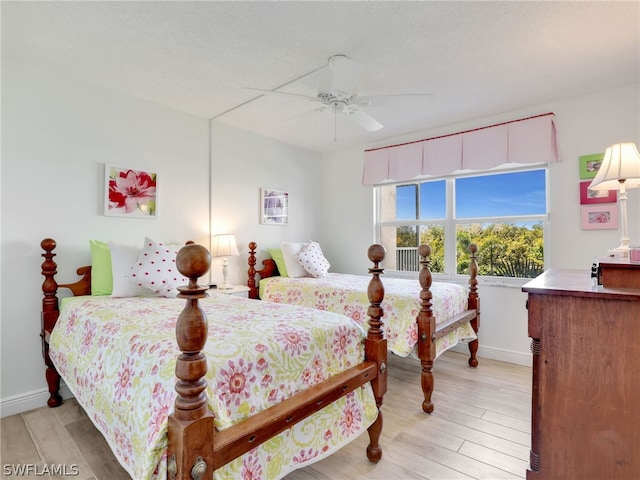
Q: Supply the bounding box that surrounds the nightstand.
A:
[211,285,250,298]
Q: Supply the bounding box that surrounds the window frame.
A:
[374,165,550,286]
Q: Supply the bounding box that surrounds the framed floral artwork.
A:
[260,188,288,225]
[104,165,157,218]
[580,204,619,230]
[579,181,617,205]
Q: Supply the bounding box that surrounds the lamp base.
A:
[219,258,233,289]
[607,247,629,258]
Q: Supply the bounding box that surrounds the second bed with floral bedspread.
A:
[259,273,477,358]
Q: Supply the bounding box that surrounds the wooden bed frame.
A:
[247,242,480,414]
[40,238,388,479]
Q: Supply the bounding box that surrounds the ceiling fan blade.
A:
[359,93,433,108]
[245,87,321,103]
[367,93,433,99]
[344,108,384,131]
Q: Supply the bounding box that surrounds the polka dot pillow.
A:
[129,237,188,297]
[295,241,330,278]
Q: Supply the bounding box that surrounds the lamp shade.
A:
[211,234,239,257]
[588,142,640,191]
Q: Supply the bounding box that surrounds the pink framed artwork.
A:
[580,204,619,230]
[104,165,158,218]
[579,181,617,205]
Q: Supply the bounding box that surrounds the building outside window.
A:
[375,168,548,281]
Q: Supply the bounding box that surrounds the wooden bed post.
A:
[415,243,480,414]
[247,242,278,299]
[248,242,258,299]
[168,244,215,480]
[40,239,93,408]
[364,244,387,463]
[40,238,63,407]
[416,244,437,414]
[467,243,480,368]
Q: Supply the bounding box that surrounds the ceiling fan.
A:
[246,54,431,134]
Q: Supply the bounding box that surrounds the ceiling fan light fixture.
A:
[330,100,348,113]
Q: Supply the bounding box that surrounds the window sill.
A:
[385,270,533,288]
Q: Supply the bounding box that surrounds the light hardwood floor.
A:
[1,351,532,480]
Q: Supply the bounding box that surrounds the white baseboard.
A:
[450,343,532,367]
[0,385,73,418]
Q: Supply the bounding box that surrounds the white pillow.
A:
[129,238,188,298]
[295,241,330,278]
[109,241,151,297]
[280,241,309,278]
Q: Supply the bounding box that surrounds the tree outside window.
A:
[376,169,546,279]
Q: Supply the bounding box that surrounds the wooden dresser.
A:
[522,268,640,480]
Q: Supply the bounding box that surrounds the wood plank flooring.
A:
[1,352,531,479]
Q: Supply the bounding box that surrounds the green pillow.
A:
[90,240,113,295]
[268,248,288,277]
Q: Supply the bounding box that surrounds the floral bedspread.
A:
[49,295,378,480]
[260,273,477,358]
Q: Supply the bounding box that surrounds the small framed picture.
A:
[104,164,157,218]
[579,153,604,179]
[581,204,619,230]
[579,181,617,205]
[260,188,288,225]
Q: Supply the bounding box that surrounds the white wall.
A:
[3,56,637,415]
[1,60,210,416]
[209,122,324,287]
[319,145,376,274]
[321,83,640,366]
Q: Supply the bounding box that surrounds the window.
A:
[376,168,547,280]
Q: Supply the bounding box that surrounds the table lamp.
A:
[211,234,239,289]
[588,142,640,257]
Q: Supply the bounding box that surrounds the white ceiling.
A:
[3,1,639,153]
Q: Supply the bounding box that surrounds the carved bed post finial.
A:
[417,244,436,414]
[467,243,480,368]
[248,242,258,299]
[247,242,279,299]
[41,238,58,315]
[365,243,387,463]
[417,244,433,316]
[468,243,479,303]
[366,244,386,340]
[168,243,215,480]
[41,238,62,407]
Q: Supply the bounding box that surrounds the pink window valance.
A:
[362,113,560,185]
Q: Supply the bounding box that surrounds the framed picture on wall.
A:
[579,181,617,205]
[104,164,158,218]
[578,153,604,179]
[580,204,619,230]
[260,188,288,225]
